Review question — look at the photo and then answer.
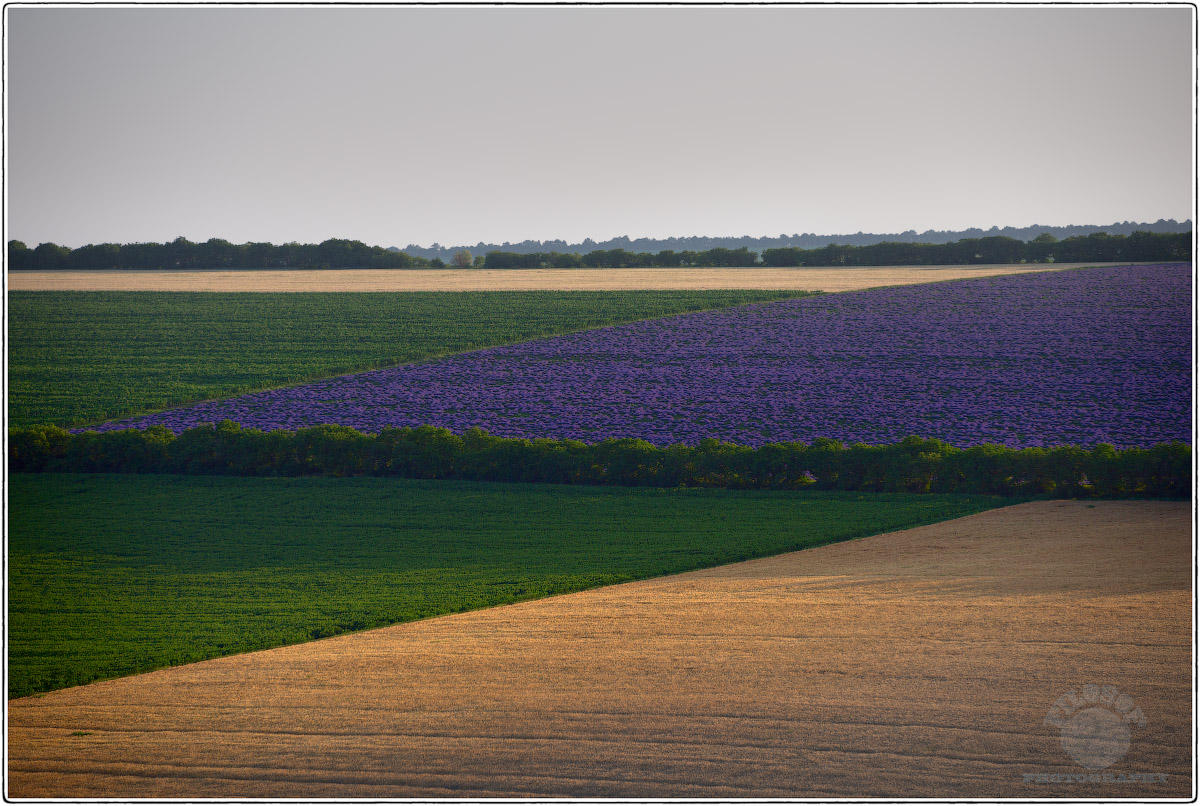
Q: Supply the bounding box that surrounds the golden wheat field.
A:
[5,263,1122,292]
[8,500,1190,799]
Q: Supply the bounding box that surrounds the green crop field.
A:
[9,290,813,428]
[8,473,1011,698]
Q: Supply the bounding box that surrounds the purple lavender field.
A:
[92,264,1191,448]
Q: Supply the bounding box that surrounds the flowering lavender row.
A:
[91,264,1192,448]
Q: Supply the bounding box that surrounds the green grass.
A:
[8,290,813,428]
[8,473,1012,698]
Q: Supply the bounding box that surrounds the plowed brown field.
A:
[6,263,1114,292]
[8,500,1191,798]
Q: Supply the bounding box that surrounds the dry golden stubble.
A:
[7,500,1190,799]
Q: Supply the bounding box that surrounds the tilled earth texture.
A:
[8,500,1190,798]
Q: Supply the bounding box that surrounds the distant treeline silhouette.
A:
[482,231,1188,268]
[759,231,1190,266]
[8,230,1190,270]
[397,219,1193,260]
[7,237,440,271]
[9,422,1191,499]
[484,246,757,269]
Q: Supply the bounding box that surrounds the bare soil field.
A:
[7,500,1191,799]
[5,263,1119,292]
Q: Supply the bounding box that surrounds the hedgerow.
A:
[10,422,1189,498]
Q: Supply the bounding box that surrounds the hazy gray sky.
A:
[6,5,1193,249]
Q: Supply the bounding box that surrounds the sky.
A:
[5,5,1194,250]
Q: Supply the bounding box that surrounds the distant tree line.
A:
[9,230,1190,271]
[481,232,1188,268]
[10,422,1190,499]
[484,247,757,269]
[397,219,1194,260]
[6,237,441,270]
[760,231,1190,266]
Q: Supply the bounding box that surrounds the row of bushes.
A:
[10,422,1190,498]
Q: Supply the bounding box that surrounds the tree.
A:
[8,240,31,269]
[316,238,360,269]
[32,242,71,269]
[167,236,197,268]
[70,243,122,270]
[761,247,801,267]
[452,249,473,268]
[1028,232,1058,263]
[197,238,236,268]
